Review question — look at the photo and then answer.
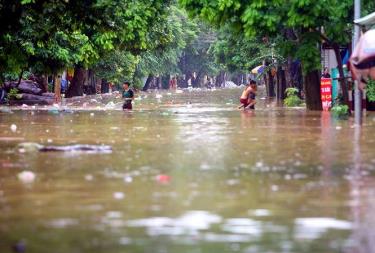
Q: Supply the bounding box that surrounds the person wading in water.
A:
[122,81,134,110]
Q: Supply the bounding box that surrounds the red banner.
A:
[320,78,332,111]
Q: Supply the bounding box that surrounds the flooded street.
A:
[1,88,375,253]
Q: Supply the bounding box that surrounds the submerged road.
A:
[0,88,375,253]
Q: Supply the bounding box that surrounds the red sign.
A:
[320,78,332,111]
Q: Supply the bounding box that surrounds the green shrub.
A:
[7,88,22,100]
[367,79,375,102]
[284,87,302,107]
[331,104,349,118]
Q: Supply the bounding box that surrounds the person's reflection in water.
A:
[240,110,255,128]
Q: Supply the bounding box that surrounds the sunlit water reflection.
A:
[0,87,375,253]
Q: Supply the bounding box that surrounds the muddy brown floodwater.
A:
[0,87,375,253]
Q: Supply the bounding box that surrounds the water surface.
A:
[1,88,375,253]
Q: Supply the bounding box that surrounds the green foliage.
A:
[331,104,349,118]
[7,88,21,100]
[367,79,375,102]
[0,0,171,81]
[137,6,198,77]
[94,51,139,84]
[179,0,368,75]
[284,87,302,107]
[178,22,220,78]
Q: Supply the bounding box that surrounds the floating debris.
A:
[84,174,94,181]
[10,124,17,132]
[113,192,125,200]
[39,144,112,153]
[17,171,36,184]
[124,175,133,183]
[156,174,171,184]
[16,142,112,153]
[17,142,44,152]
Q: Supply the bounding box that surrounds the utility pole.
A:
[353,0,361,125]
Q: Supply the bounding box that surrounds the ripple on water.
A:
[294,217,352,240]
[47,218,79,228]
[125,211,222,236]
[222,218,262,236]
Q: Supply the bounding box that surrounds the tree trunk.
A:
[16,69,24,88]
[193,71,203,88]
[54,74,61,103]
[161,75,170,89]
[268,70,276,97]
[65,66,85,98]
[85,69,96,95]
[42,75,48,93]
[215,71,225,87]
[332,43,349,106]
[285,57,293,87]
[142,74,154,91]
[276,66,287,100]
[101,79,109,94]
[156,76,161,89]
[304,69,322,110]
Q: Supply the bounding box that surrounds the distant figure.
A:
[322,67,331,78]
[169,77,177,89]
[238,80,257,110]
[122,81,134,110]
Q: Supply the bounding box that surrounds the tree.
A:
[180,0,374,110]
[135,5,198,90]
[178,22,220,87]
[0,0,171,96]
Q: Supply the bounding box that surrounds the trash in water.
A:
[85,174,94,181]
[105,101,116,109]
[16,142,112,153]
[90,112,95,117]
[124,175,133,183]
[156,174,171,184]
[17,142,44,152]
[113,192,125,200]
[18,171,36,184]
[48,107,59,114]
[1,107,12,113]
[10,124,17,132]
[12,240,26,253]
[39,144,112,153]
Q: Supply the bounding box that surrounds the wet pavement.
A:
[0,87,375,253]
